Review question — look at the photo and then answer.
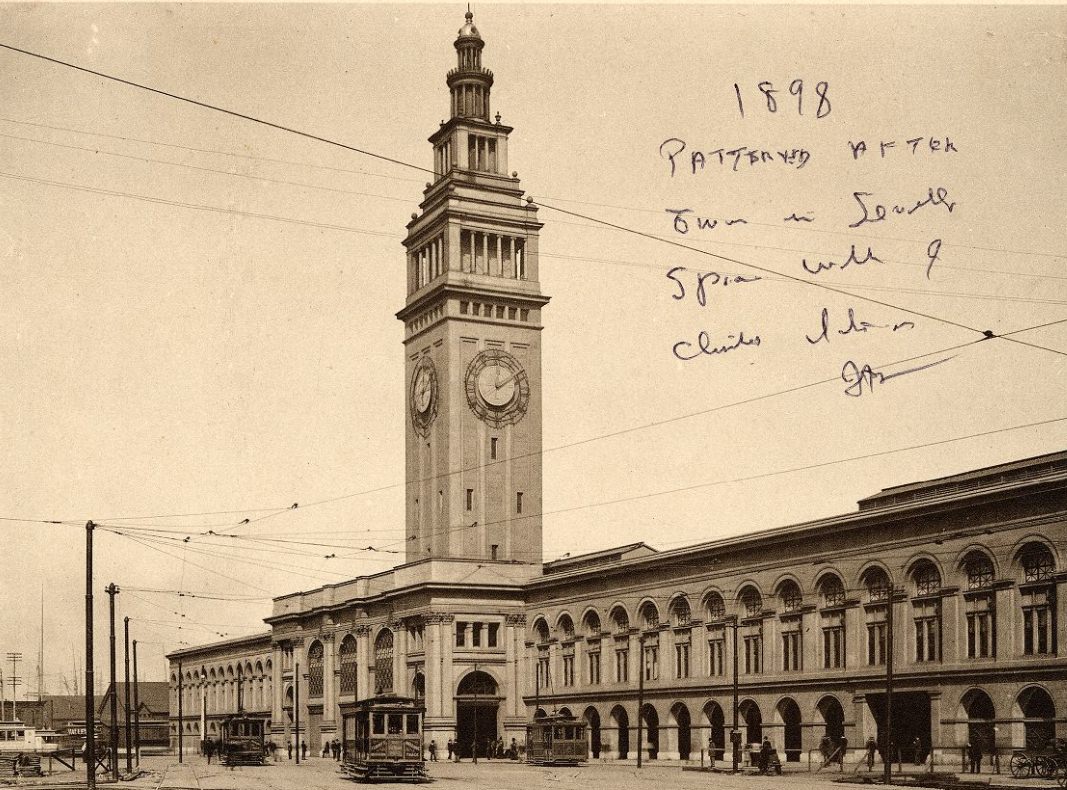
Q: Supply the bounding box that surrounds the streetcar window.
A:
[388,714,403,735]
[372,713,385,735]
[555,726,564,739]
[406,714,419,734]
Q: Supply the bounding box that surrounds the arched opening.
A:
[610,706,629,759]
[640,704,660,760]
[456,671,499,759]
[702,701,725,761]
[533,708,548,721]
[670,702,692,760]
[374,629,394,695]
[1017,687,1055,750]
[583,707,602,759]
[582,609,602,637]
[669,596,692,627]
[816,696,846,765]
[339,635,357,698]
[960,689,995,760]
[776,697,802,762]
[739,699,763,750]
[306,641,324,697]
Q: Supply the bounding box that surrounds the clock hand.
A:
[494,370,519,390]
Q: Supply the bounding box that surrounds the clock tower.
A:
[397,12,549,568]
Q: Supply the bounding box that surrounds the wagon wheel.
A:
[1057,762,1067,788]
[1036,755,1057,779]
[1010,752,1032,778]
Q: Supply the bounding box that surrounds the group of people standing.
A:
[428,737,519,762]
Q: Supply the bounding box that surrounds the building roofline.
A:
[166,631,272,661]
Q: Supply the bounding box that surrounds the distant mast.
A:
[38,587,44,701]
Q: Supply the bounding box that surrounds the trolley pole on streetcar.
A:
[132,640,141,768]
[84,521,96,790]
[177,660,184,763]
[884,587,897,786]
[294,661,300,765]
[106,582,119,781]
[636,634,645,769]
[124,616,132,774]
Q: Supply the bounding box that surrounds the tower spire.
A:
[448,9,493,120]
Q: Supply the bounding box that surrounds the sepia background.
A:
[1,3,1064,687]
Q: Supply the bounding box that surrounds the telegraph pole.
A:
[731,616,740,774]
[4,653,22,721]
[294,662,300,764]
[132,640,140,768]
[636,634,645,768]
[177,660,184,763]
[123,617,132,773]
[105,583,119,781]
[84,521,96,790]
[884,587,896,786]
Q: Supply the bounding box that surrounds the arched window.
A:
[861,569,891,665]
[457,670,497,696]
[557,614,575,640]
[819,575,845,608]
[912,561,941,596]
[532,617,550,643]
[610,606,629,633]
[669,596,692,627]
[639,601,660,630]
[778,581,802,613]
[374,629,394,695]
[964,551,995,590]
[339,635,358,696]
[704,592,726,621]
[1017,543,1057,655]
[739,587,762,617]
[583,610,602,637]
[307,641,324,697]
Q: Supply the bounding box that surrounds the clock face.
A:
[465,349,529,428]
[409,357,438,437]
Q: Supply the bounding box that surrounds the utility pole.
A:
[731,616,740,774]
[177,660,183,763]
[123,616,131,773]
[4,653,22,721]
[84,521,96,790]
[472,662,479,764]
[132,640,140,768]
[105,583,119,781]
[636,634,645,768]
[294,662,300,764]
[884,587,896,786]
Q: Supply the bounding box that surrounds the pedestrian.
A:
[969,739,983,774]
[429,740,438,761]
[322,742,329,758]
[865,736,877,771]
[205,738,214,764]
[301,739,308,760]
[287,740,292,760]
[759,738,773,774]
[912,736,922,765]
[510,737,518,760]
[446,738,454,761]
[334,739,341,760]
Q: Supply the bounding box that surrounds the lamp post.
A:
[199,669,207,754]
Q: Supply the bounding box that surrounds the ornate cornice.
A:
[424,613,456,625]
[505,613,527,626]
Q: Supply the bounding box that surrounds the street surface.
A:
[5,754,1055,790]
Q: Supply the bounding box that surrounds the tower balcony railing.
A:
[447,67,494,81]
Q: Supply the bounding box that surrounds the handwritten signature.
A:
[841,356,955,397]
[674,331,761,361]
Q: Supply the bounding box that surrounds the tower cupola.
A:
[448,11,494,120]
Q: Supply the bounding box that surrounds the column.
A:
[355,625,371,703]
[447,224,460,272]
[271,645,284,724]
[393,620,407,695]
[506,615,525,718]
[845,605,862,670]
[322,633,336,722]
[440,616,455,723]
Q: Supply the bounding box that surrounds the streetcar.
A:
[340,696,427,783]
[525,712,587,766]
[218,714,268,766]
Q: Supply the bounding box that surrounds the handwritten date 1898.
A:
[734,80,831,118]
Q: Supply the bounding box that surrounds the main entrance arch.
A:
[455,671,499,759]
[776,698,802,762]
[610,706,629,759]
[583,707,602,759]
[703,701,725,761]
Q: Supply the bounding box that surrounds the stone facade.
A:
[167,12,1066,765]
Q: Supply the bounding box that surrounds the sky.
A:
[0,3,1065,691]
